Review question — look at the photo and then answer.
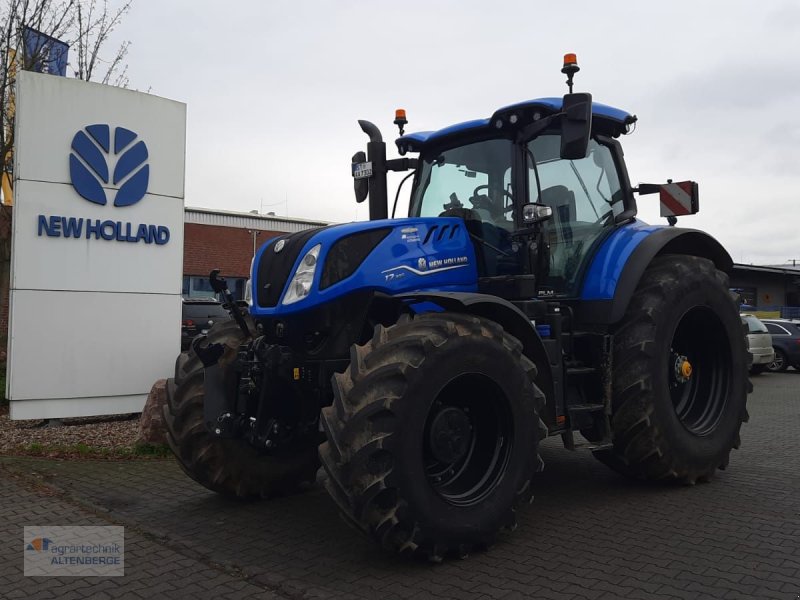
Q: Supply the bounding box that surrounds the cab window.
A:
[410,138,519,277]
[410,138,514,229]
[528,136,624,296]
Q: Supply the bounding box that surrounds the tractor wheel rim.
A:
[423,373,513,507]
[668,306,730,436]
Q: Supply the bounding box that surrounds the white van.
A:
[741,314,775,374]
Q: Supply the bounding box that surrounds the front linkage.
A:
[194,270,320,452]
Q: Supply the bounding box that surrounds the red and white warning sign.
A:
[659,181,699,217]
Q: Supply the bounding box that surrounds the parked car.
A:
[741,314,775,374]
[181,298,230,351]
[760,319,800,372]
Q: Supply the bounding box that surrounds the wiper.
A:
[569,161,599,219]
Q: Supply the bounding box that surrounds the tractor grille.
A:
[256,228,324,307]
[319,228,391,290]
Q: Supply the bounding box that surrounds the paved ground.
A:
[1,371,798,599]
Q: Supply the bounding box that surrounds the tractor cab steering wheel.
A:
[468,185,514,224]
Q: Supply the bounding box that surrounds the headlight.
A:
[282,244,321,305]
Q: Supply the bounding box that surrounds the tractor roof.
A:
[396,97,635,155]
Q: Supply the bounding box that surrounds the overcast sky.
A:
[108,0,800,266]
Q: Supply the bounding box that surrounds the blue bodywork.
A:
[250,217,670,315]
[249,97,662,317]
[250,218,478,317]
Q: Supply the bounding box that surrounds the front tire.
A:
[595,255,749,484]
[164,318,320,498]
[319,312,546,560]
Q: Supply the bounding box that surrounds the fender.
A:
[394,291,556,405]
[577,223,733,325]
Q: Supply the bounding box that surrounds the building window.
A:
[731,286,756,307]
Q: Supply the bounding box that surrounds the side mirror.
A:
[351,151,369,203]
[522,203,553,224]
[560,92,592,160]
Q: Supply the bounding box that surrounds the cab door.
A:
[527,134,627,297]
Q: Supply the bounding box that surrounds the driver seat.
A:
[540,185,576,221]
[540,185,576,244]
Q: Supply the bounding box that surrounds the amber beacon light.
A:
[394,109,408,136]
[562,53,578,70]
[561,53,580,93]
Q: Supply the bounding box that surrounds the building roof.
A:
[733,263,800,276]
[762,264,800,272]
[185,206,329,234]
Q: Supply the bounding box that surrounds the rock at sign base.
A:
[138,379,168,445]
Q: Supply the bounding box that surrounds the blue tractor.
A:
[165,55,749,561]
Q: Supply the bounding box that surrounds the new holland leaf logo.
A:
[69,124,150,207]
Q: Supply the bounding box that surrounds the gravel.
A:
[0,403,144,456]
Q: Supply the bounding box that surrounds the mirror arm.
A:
[386,158,418,172]
[635,183,661,195]
[516,113,559,143]
[614,208,637,224]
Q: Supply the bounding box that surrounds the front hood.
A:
[250,218,479,316]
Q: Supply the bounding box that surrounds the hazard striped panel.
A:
[659,181,699,217]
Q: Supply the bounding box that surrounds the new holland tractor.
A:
[165,55,749,561]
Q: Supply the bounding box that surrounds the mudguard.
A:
[577,221,733,325]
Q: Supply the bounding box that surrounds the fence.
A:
[741,306,800,320]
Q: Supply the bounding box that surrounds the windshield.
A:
[409,138,520,278]
[408,134,626,290]
[409,138,514,229]
[528,136,624,297]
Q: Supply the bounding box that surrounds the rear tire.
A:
[165,318,319,498]
[319,312,546,560]
[594,255,749,484]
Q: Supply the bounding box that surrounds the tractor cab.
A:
[401,105,636,298]
[352,54,640,301]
